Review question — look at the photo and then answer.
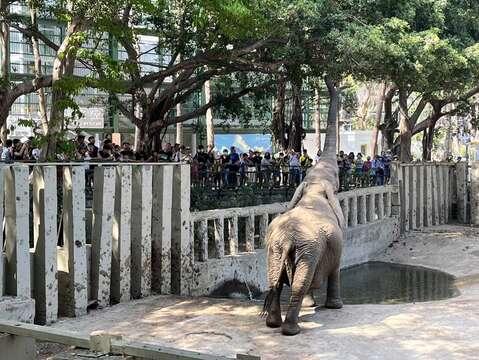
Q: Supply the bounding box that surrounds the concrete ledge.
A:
[0,296,35,323]
[341,217,400,268]
[0,333,36,360]
[192,217,400,296]
[192,251,267,297]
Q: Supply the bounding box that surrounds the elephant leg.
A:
[302,290,317,308]
[266,284,283,328]
[282,257,317,336]
[325,267,343,309]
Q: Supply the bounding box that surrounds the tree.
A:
[341,0,479,161]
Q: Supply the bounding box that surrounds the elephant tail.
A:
[260,241,294,318]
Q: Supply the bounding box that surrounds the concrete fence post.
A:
[410,165,418,229]
[151,165,173,294]
[171,164,193,296]
[228,217,239,255]
[433,165,441,225]
[131,165,153,299]
[61,166,88,317]
[350,196,358,227]
[340,197,349,227]
[259,214,269,248]
[470,162,479,225]
[111,165,132,303]
[4,165,31,298]
[32,166,58,324]
[385,191,392,217]
[417,165,424,228]
[0,166,4,296]
[444,166,450,223]
[391,162,405,233]
[198,220,208,261]
[425,165,433,227]
[367,194,375,222]
[91,166,116,308]
[245,214,255,252]
[456,162,468,224]
[377,192,384,220]
[214,217,225,258]
[358,195,367,225]
[437,165,445,224]
[402,165,410,232]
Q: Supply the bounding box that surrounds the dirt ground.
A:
[49,225,479,360]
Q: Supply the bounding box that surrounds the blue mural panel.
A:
[215,133,272,154]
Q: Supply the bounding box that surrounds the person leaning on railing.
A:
[260,152,273,186]
[300,149,313,179]
[278,152,289,186]
[289,151,301,186]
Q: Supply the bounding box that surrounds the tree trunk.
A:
[204,80,214,149]
[313,87,321,150]
[289,79,303,152]
[29,2,49,134]
[421,104,442,161]
[422,122,436,161]
[370,83,387,156]
[43,15,83,159]
[271,77,287,150]
[356,86,372,130]
[323,77,339,158]
[0,105,8,143]
[176,103,183,144]
[133,96,142,151]
[398,88,413,162]
[381,87,397,151]
[336,95,341,153]
[0,0,10,135]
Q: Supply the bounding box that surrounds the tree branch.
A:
[149,83,270,132]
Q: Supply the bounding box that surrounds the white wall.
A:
[303,129,382,156]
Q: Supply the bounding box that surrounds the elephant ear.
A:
[323,181,346,230]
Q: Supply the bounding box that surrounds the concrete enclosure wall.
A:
[190,185,400,296]
[391,162,467,232]
[0,163,189,325]
[0,161,465,324]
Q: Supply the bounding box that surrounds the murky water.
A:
[211,261,460,305]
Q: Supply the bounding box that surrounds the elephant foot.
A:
[302,293,317,308]
[325,298,343,309]
[266,312,282,328]
[281,321,300,336]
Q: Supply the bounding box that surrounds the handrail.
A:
[0,320,237,360]
[190,185,399,222]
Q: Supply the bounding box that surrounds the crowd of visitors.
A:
[191,145,317,188]
[337,151,394,190]
[0,135,193,162]
[0,134,396,191]
[191,146,396,190]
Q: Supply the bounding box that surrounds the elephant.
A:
[261,78,345,336]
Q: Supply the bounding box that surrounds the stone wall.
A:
[189,185,401,296]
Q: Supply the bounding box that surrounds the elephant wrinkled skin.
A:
[262,78,345,336]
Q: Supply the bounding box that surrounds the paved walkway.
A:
[53,225,479,360]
